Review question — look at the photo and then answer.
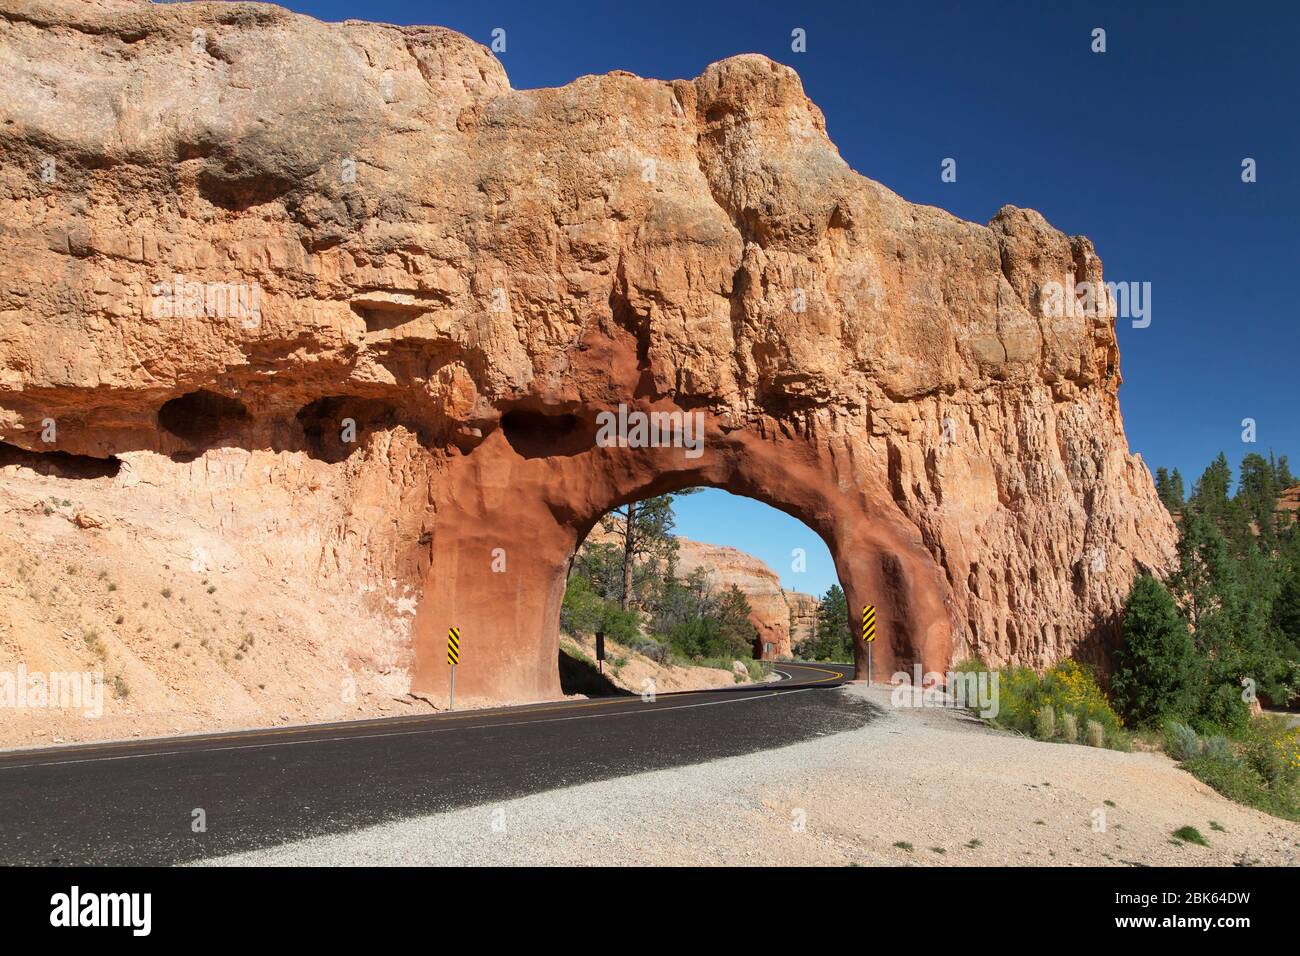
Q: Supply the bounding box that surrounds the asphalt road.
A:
[0,661,866,865]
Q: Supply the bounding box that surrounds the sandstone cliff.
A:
[0,0,1177,732]
[674,537,817,658]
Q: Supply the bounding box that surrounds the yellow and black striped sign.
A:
[861,604,876,643]
[447,626,461,666]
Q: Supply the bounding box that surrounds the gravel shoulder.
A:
[201,683,1300,866]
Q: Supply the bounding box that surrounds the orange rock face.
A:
[0,0,1177,710]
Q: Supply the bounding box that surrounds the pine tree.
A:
[1110,574,1197,726]
[1170,468,1186,507]
[1156,467,1173,511]
[600,490,699,609]
[812,584,852,661]
[1275,453,1295,489]
[1273,562,1300,651]
[714,585,757,659]
[1237,452,1279,549]
[1155,467,1185,514]
[1171,510,1233,630]
[1190,452,1232,518]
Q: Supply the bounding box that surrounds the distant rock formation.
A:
[673,538,817,658]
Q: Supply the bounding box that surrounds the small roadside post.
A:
[447,626,461,710]
[861,604,876,684]
[595,630,605,675]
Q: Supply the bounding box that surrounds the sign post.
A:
[595,631,605,675]
[861,604,876,684]
[447,626,461,710]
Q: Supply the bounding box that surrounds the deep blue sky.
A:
[277,0,1298,596]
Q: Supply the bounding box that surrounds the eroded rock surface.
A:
[0,0,1177,716]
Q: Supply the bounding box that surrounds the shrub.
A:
[1177,716,1300,822]
[995,666,1041,732]
[1171,825,1208,846]
[632,638,669,664]
[1202,735,1235,762]
[560,573,642,644]
[1165,719,1204,761]
[1242,718,1300,789]
[1191,679,1251,737]
[1035,704,1056,740]
[1041,660,1125,738]
[990,659,1125,748]
[1061,712,1079,744]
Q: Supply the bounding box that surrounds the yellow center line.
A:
[786,663,847,684]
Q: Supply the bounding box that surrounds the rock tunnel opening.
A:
[411,413,954,707]
[557,487,852,696]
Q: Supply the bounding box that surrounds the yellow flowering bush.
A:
[1183,716,1300,821]
[984,659,1126,748]
[1282,730,1300,774]
[1243,717,1300,788]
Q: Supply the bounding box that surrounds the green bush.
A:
[1110,574,1198,726]
[1242,717,1300,789]
[1171,825,1208,846]
[560,573,642,644]
[1202,734,1235,762]
[989,659,1125,748]
[1191,679,1251,737]
[1164,720,1204,761]
[1176,716,1300,822]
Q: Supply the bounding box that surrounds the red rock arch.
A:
[410,396,953,704]
[0,5,1180,717]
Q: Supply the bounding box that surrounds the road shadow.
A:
[557,650,634,697]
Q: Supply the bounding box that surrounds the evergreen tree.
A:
[1110,574,1197,726]
[1274,453,1295,489]
[1155,467,1187,513]
[714,585,758,658]
[1236,452,1280,550]
[1190,452,1232,519]
[1272,561,1300,654]
[809,584,853,661]
[1155,467,1174,513]
[599,490,699,609]
[1170,467,1186,507]
[1171,510,1233,629]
